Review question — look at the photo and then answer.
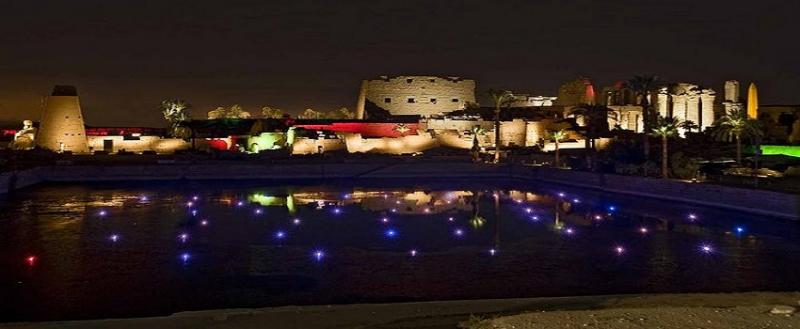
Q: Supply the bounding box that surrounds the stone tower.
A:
[36,85,89,153]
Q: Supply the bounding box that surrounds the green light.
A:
[760,145,800,158]
[247,132,285,153]
[248,193,283,206]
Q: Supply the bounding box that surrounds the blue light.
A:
[275,230,286,239]
[178,233,189,242]
[254,208,263,215]
[191,209,198,216]
[454,228,464,237]
[332,208,342,214]
[385,229,397,238]
[409,249,418,257]
[700,244,714,254]
[735,226,745,234]
[608,205,616,211]
[180,253,191,263]
[140,195,148,202]
[98,210,107,216]
[488,248,497,256]
[313,250,325,261]
[110,234,119,242]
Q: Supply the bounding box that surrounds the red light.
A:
[26,256,37,266]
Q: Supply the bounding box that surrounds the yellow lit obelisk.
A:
[747,83,758,119]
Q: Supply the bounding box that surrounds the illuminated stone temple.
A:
[36,85,89,153]
[355,75,476,118]
[655,83,716,133]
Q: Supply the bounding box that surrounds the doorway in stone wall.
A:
[103,139,113,153]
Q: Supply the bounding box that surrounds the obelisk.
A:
[747,83,758,119]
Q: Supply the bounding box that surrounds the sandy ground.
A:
[2,292,798,329]
[480,305,799,329]
[475,292,800,329]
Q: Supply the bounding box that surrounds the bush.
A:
[670,152,700,179]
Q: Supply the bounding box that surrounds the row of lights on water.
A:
[22,192,747,267]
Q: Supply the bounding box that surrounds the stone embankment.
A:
[1,162,798,219]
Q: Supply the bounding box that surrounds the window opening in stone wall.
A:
[406,78,413,83]
[407,98,416,103]
[430,98,437,104]
[384,98,392,103]
[452,98,459,102]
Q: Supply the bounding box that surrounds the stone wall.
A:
[343,133,439,154]
[513,166,800,220]
[291,138,346,154]
[87,136,190,153]
[362,76,476,117]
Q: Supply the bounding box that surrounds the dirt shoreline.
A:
[2,292,798,329]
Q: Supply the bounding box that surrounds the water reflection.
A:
[1,182,799,322]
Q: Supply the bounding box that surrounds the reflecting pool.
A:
[1,179,799,321]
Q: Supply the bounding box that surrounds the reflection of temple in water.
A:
[248,189,474,215]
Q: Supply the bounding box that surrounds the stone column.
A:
[656,89,670,117]
[700,91,716,130]
[672,95,687,121]
[686,95,700,126]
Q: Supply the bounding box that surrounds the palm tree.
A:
[568,104,615,170]
[548,129,567,168]
[487,89,514,163]
[160,99,191,138]
[650,115,682,178]
[712,108,763,165]
[682,120,699,133]
[626,75,660,158]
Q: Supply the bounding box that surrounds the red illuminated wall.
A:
[294,122,419,138]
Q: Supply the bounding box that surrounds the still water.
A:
[1,179,799,321]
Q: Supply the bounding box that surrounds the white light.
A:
[293,218,301,225]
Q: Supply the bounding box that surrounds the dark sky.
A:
[1,0,798,127]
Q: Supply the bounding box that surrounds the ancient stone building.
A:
[555,77,595,106]
[655,83,716,132]
[507,94,557,107]
[36,85,89,153]
[355,76,476,118]
[722,80,744,114]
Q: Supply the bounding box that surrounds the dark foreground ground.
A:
[1,292,797,329]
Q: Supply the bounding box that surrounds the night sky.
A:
[1,0,798,127]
